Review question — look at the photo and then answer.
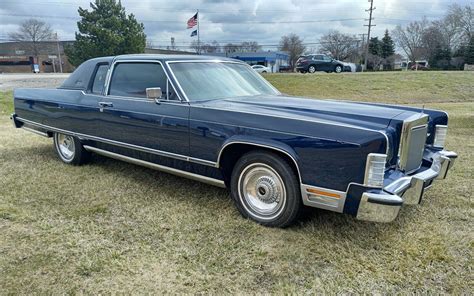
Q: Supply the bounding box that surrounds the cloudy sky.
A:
[0,0,471,51]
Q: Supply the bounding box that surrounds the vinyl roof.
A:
[114,54,238,62]
[59,54,242,91]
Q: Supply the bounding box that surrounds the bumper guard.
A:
[357,150,457,223]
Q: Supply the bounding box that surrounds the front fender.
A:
[218,135,300,163]
[217,135,302,181]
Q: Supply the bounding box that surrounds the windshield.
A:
[169,62,279,101]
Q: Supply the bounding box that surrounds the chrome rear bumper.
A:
[357,150,457,223]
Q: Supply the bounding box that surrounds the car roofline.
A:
[113,53,240,63]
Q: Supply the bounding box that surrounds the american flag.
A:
[187,12,198,28]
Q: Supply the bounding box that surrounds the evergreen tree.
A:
[431,43,451,69]
[368,37,382,56]
[465,36,474,65]
[381,29,395,58]
[66,0,146,66]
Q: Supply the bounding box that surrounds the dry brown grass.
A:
[0,72,473,294]
[266,71,474,104]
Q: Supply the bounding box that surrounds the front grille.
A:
[398,114,429,173]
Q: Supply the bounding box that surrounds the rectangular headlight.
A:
[433,125,448,148]
[364,153,387,188]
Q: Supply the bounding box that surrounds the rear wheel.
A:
[308,65,316,73]
[230,151,302,227]
[53,132,90,165]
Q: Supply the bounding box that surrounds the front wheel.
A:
[308,65,316,73]
[230,151,302,227]
[334,65,342,73]
[53,132,90,165]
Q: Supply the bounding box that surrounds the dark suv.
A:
[296,54,344,73]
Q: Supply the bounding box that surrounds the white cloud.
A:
[0,0,470,50]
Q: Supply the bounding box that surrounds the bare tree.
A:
[436,14,463,53]
[222,42,260,53]
[279,33,306,69]
[318,30,359,61]
[9,19,53,61]
[146,40,154,48]
[392,18,429,62]
[190,40,201,53]
[448,4,473,41]
[223,43,242,54]
[240,41,261,52]
[191,40,220,53]
[367,53,384,70]
[422,24,446,64]
[201,41,220,53]
[210,40,221,53]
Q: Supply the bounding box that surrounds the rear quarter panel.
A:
[14,88,99,136]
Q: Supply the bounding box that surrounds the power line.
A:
[0,13,364,24]
[363,0,376,71]
[0,0,459,6]
[0,37,362,48]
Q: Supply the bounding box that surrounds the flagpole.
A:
[197,9,200,55]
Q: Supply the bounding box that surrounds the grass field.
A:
[0,71,473,294]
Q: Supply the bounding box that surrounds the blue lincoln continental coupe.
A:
[11,54,457,227]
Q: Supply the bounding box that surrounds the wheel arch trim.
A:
[216,140,302,183]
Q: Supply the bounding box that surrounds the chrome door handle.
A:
[98,102,113,108]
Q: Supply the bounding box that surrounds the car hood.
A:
[193,94,409,131]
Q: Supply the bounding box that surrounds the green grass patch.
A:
[265,71,474,104]
[0,91,14,115]
[0,72,473,293]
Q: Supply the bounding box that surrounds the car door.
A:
[315,55,327,71]
[312,55,324,71]
[92,60,190,156]
[322,55,334,71]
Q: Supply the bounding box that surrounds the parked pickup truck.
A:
[11,54,457,227]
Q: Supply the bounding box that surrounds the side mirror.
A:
[146,87,162,101]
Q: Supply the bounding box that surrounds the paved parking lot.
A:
[0,73,69,91]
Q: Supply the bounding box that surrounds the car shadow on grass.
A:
[10,144,418,240]
[90,152,422,242]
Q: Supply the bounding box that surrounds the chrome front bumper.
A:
[356,150,457,223]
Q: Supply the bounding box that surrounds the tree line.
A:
[7,0,472,70]
[393,4,473,69]
[275,4,472,70]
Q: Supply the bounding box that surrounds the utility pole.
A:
[55,32,63,73]
[363,0,376,72]
[359,33,366,62]
[171,37,175,50]
[359,34,366,50]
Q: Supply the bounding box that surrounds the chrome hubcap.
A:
[309,66,316,73]
[336,66,341,73]
[56,133,75,160]
[238,163,286,220]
